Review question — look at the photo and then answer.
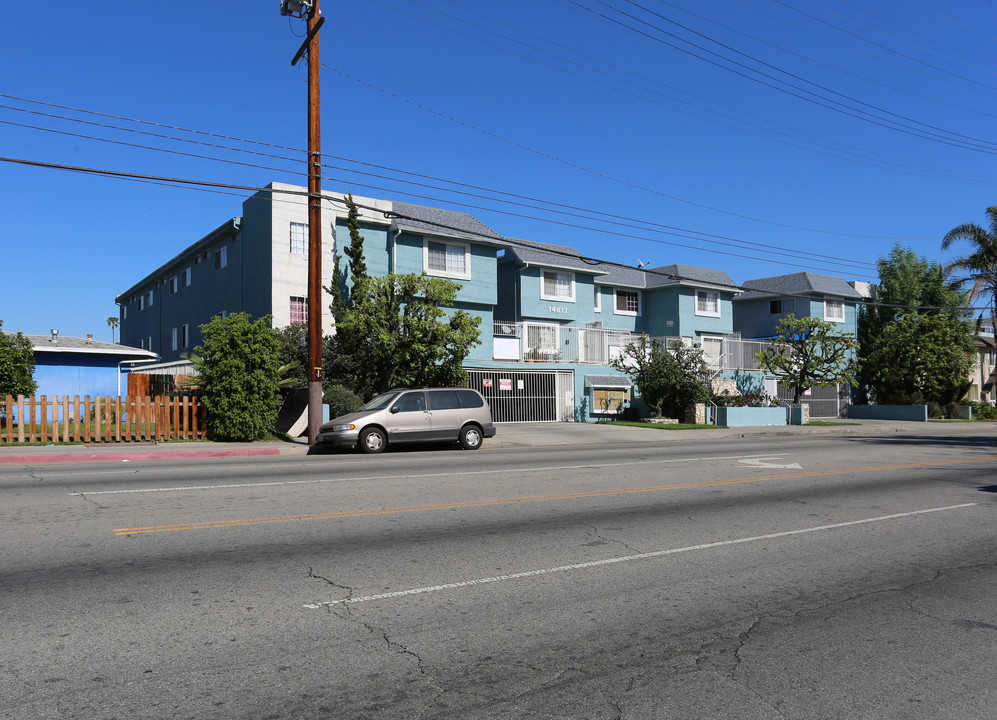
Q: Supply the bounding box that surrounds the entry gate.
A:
[774,382,849,418]
[467,369,575,422]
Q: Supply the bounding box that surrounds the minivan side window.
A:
[457,389,484,408]
[393,392,426,413]
[428,390,462,410]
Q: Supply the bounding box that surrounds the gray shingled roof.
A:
[501,239,609,275]
[10,332,157,358]
[597,263,739,290]
[737,272,863,300]
[391,202,506,244]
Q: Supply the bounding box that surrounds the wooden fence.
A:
[1,395,206,444]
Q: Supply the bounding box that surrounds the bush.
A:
[323,384,363,418]
[966,401,997,420]
[196,313,283,442]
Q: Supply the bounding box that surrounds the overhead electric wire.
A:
[5,154,987,312]
[0,97,888,270]
[570,0,997,154]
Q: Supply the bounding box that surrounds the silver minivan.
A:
[316,388,496,453]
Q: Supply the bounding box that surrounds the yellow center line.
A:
[112,455,994,536]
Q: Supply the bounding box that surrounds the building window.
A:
[147,290,154,307]
[138,295,145,311]
[769,299,783,314]
[424,240,470,280]
[591,387,630,414]
[215,246,227,270]
[169,276,178,295]
[594,287,602,313]
[122,306,127,320]
[183,267,192,287]
[524,323,560,361]
[146,336,152,351]
[171,327,178,351]
[614,289,641,316]
[290,296,308,326]
[181,323,189,349]
[695,290,721,318]
[290,222,308,255]
[541,271,575,301]
[825,299,845,323]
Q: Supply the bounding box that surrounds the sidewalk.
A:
[0,419,956,465]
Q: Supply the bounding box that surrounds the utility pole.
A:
[282,0,326,444]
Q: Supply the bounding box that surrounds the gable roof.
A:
[390,202,507,245]
[500,239,609,275]
[737,272,863,301]
[12,332,158,360]
[597,263,739,291]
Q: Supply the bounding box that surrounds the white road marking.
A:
[67,453,792,496]
[303,504,977,609]
[739,457,804,469]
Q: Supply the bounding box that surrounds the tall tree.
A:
[860,245,975,405]
[756,315,858,404]
[610,335,712,420]
[107,316,119,343]
[942,205,997,319]
[0,320,38,398]
[327,196,482,399]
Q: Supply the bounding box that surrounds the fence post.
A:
[16,396,25,443]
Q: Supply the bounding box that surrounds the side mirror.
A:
[390,405,400,414]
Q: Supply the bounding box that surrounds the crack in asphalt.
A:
[72,492,109,510]
[580,522,643,554]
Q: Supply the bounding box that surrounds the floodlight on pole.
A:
[280,0,313,18]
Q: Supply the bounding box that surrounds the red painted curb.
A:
[0,447,282,464]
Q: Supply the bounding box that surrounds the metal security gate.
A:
[774,382,849,418]
[467,370,575,422]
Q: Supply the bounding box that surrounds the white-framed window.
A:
[290,222,308,255]
[181,324,189,348]
[169,276,178,295]
[122,306,127,320]
[290,296,308,326]
[594,287,602,313]
[146,290,154,308]
[171,327,178,351]
[541,270,575,301]
[824,299,845,323]
[183,267,192,287]
[591,387,630,414]
[424,239,470,280]
[146,336,152,351]
[695,290,721,317]
[215,246,227,270]
[138,295,145,311]
[614,289,641,316]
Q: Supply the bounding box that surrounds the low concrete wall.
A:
[847,405,928,422]
[716,406,788,427]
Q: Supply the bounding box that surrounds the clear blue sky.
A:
[3,0,996,340]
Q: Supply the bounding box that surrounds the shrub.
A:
[323,384,363,418]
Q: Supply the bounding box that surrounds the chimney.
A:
[50,329,59,344]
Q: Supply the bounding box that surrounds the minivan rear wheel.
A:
[359,427,387,454]
[459,424,483,450]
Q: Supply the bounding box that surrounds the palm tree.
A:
[107,316,119,343]
[942,206,997,320]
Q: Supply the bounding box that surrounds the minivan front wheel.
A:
[359,427,387,454]
[459,424,483,450]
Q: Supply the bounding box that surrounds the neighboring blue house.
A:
[16,330,157,399]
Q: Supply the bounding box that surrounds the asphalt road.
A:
[2,428,995,719]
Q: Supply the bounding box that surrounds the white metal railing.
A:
[491,323,782,369]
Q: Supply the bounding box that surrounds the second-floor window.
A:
[696,290,721,317]
[769,299,784,314]
[181,323,189,349]
[825,299,845,323]
[169,276,178,295]
[541,271,575,301]
[614,289,641,316]
[215,246,227,270]
[290,222,308,255]
[594,287,602,312]
[425,240,470,280]
[290,296,308,326]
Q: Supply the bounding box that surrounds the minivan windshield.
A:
[357,391,400,412]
